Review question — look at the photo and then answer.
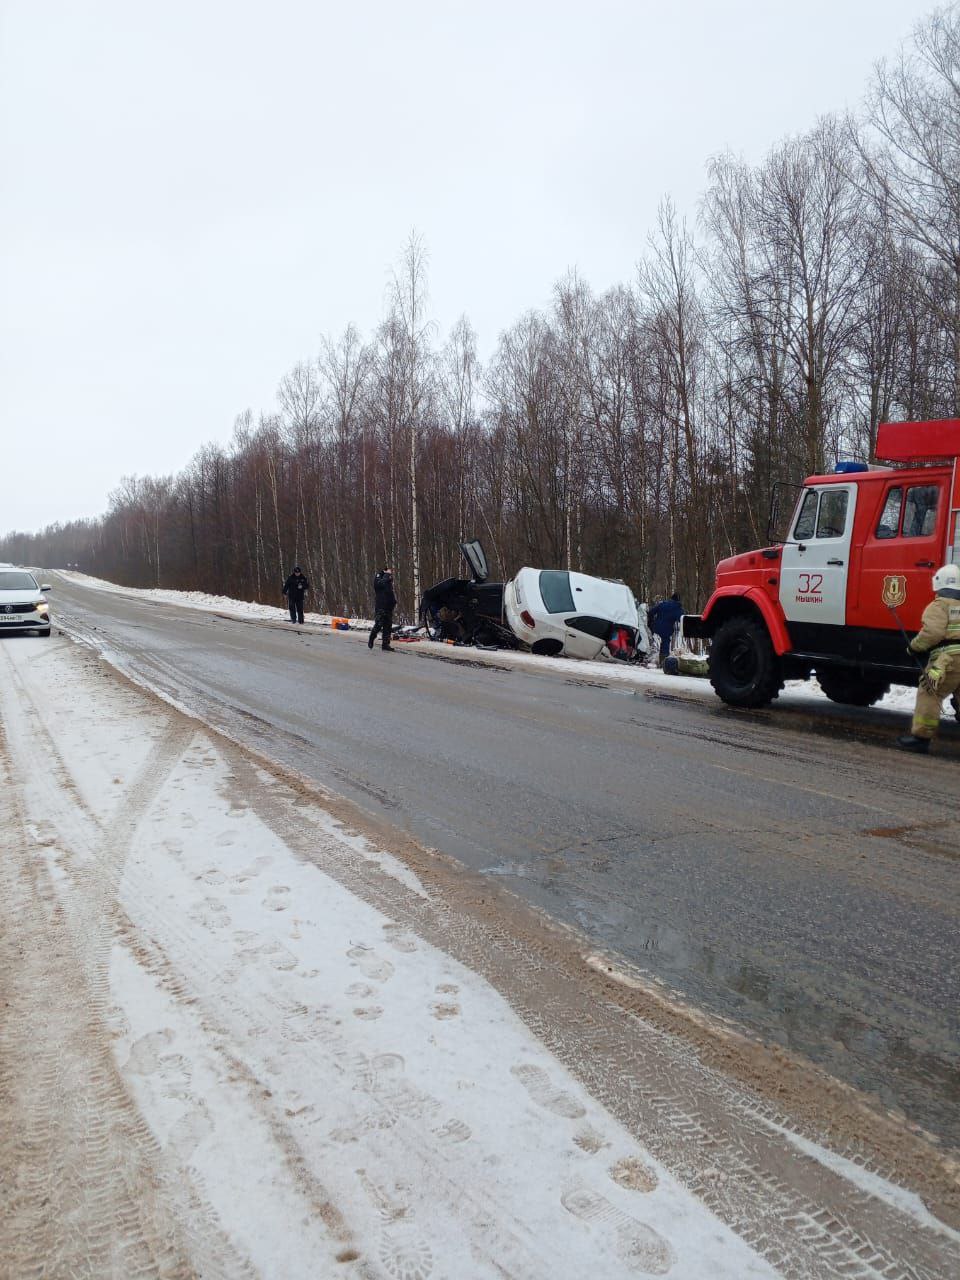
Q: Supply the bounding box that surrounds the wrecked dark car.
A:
[418,541,519,647]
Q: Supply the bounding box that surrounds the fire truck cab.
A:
[684,418,960,708]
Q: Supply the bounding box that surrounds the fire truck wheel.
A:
[815,668,891,707]
[709,616,784,708]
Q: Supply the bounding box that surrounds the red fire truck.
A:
[684,417,960,708]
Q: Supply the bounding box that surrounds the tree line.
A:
[5,8,960,617]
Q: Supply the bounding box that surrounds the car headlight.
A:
[36,602,49,613]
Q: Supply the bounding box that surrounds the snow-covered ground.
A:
[55,570,925,718]
[1,633,778,1279]
[7,591,960,1277]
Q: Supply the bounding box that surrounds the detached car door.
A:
[460,540,489,583]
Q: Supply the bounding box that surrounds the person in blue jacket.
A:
[649,593,683,666]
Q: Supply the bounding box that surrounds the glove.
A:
[919,669,942,697]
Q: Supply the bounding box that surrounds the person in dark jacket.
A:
[369,567,397,651]
[649,592,683,665]
[282,566,310,624]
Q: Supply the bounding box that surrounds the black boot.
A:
[896,735,930,753]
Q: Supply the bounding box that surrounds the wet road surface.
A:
[42,575,960,1149]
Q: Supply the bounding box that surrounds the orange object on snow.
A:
[330,617,350,630]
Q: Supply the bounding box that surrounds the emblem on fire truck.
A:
[881,575,907,608]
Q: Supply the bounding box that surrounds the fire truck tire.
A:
[815,668,891,707]
[709,616,783,707]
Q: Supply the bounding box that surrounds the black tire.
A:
[419,602,445,642]
[816,668,890,707]
[423,615,444,642]
[709,615,783,708]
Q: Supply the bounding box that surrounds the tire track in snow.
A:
[0,713,197,1277]
[0,642,258,1279]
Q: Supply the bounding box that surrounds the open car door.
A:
[460,540,489,583]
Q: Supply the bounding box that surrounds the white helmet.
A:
[932,563,960,591]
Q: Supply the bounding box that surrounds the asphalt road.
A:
[41,574,960,1149]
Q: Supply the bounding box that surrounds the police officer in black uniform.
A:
[282,566,310,624]
[368,567,396,651]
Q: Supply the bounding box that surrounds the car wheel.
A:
[709,616,783,708]
[816,668,890,707]
[531,638,563,657]
[38,627,51,637]
[419,605,443,641]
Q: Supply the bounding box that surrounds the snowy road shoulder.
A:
[1,633,774,1279]
[3,631,958,1279]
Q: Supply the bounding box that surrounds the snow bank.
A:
[56,568,366,629]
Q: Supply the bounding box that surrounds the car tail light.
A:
[520,609,536,628]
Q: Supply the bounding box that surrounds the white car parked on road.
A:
[0,565,52,636]
[504,566,650,661]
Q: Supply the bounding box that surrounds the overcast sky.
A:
[0,0,939,533]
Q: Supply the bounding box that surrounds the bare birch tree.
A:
[391,231,434,608]
[858,8,960,412]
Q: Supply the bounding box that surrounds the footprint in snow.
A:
[511,1063,585,1119]
[432,1117,471,1145]
[236,933,298,971]
[125,1029,175,1076]
[430,1001,460,1020]
[167,1105,214,1164]
[347,945,394,982]
[189,897,230,930]
[573,1125,609,1154]
[560,1186,675,1275]
[353,1006,384,1021]
[358,1170,435,1280]
[609,1156,658,1193]
[382,922,418,953]
[347,983,376,999]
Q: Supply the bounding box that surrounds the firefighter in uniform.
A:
[896,563,960,753]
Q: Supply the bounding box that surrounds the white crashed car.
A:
[504,567,650,661]
[0,565,52,636]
